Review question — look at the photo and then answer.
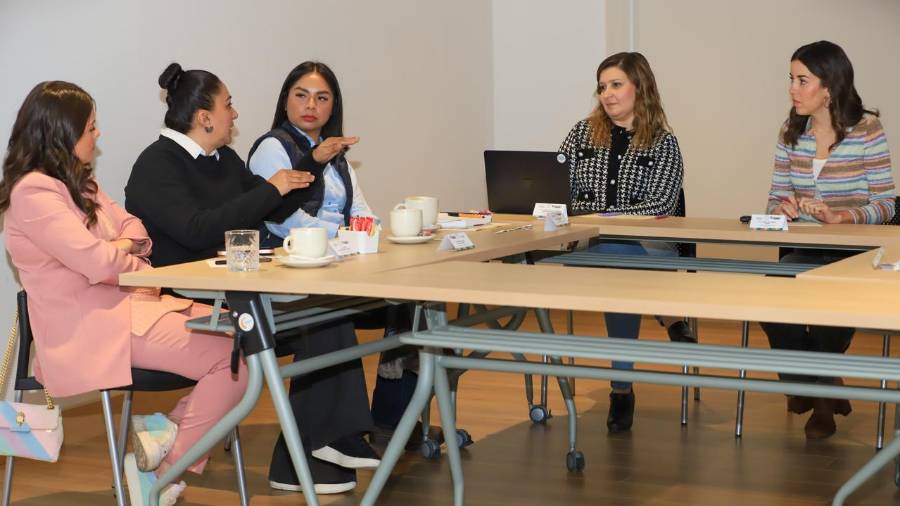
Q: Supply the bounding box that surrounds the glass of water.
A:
[225,229,260,272]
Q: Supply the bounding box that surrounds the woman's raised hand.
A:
[312,136,360,164]
[268,169,315,195]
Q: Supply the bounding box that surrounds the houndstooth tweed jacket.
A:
[558,119,683,215]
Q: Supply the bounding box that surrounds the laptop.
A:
[484,150,574,215]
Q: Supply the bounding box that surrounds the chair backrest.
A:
[887,196,900,226]
[673,188,696,258]
[14,290,42,391]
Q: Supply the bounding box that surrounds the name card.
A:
[532,203,568,220]
[438,232,475,251]
[748,214,788,231]
[543,211,569,231]
[328,239,357,258]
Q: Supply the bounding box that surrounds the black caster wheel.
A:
[421,438,442,460]
[455,429,474,448]
[529,405,549,424]
[566,450,585,472]
[894,457,900,487]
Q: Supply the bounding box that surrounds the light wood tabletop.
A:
[119,223,596,293]
[318,260,900,331]
[567,215,900,248]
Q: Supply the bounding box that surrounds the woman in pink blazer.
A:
[0,81,246,506]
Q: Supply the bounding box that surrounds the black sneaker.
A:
[269,451,357,494]
[607,391,635,433]
[667,320,697,343]
[312,434,381,469]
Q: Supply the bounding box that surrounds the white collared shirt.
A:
[160,128,220,160]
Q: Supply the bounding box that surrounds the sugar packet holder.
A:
[337,224,380,255]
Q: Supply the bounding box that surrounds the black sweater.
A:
[125,136,283,267]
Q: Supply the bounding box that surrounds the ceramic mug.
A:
[283,227,328,258]
[390,207,423,237]
[402,196,439,228]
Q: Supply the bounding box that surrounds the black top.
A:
[558,119,683,215]
[125,136,283,267]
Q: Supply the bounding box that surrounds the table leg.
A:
[362,304,446,506]
[149,353,264,506]
[258,350,319,506]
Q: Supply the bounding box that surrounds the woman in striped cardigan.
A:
[763,40,894,440]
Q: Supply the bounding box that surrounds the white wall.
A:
[628,0,900,218]
[0,0,495,401]
[491,0,605,151]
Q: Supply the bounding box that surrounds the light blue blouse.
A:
[248,126,375,238]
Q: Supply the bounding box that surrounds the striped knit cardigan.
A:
[766,114,895,224]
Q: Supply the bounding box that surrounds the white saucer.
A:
[277,254,335,268]
[387,235,436,244]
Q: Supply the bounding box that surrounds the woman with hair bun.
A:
[126,63,315,266]
[1,80,247,506]
[762,40,895,439]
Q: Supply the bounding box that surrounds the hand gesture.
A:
[312,136,360,164]
[772,195,799,220]
[798,197,841,224]
[268,169,315,196]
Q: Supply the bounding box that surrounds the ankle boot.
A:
[804,398,837,439]
[607,391,635,433]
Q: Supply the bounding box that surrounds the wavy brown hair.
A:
[782,40,877,149]
[588,52,671,149]
[0,81,99,226]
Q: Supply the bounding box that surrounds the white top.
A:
[160,128,219,159]
[812,158,827,181]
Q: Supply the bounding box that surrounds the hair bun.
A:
[158,63,184,92]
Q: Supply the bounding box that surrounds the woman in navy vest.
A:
[249,62,418,494]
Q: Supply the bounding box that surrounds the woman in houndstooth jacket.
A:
[558,52,688,434]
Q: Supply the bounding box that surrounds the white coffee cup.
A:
[402,196,439,228]
[390,207,423,237]
[283,227,328,258]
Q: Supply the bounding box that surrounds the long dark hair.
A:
[587,52,671,149]
[159,62,223,134]
[271,61,344,138]
[0,81,100,226]
[783,40,877,148]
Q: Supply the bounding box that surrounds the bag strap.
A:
[0,310,54,410]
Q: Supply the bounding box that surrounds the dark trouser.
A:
[760,249,857,383]
[354,304,420,429]
[269,318,373,484]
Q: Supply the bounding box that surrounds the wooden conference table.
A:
[120,223,595,506]
[121,216,900,506]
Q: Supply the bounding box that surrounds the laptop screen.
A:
[484,150,572,215]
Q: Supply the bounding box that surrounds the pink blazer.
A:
[4,172,190,398]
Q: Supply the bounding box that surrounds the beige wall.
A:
[608,0,900,219]
[0,0,495,403]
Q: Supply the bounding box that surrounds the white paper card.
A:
[328,239,357,258]
[438,232,475,251]
[748,214,789,231]
[532,203,568,220]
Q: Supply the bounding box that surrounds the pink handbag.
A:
[0,311,63,462]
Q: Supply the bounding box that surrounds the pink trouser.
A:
[130,304,248,474]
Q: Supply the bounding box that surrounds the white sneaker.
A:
[269,479,356,494]
[124,453,186,506]
[311,436,381,469]
[131,413,178,472]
